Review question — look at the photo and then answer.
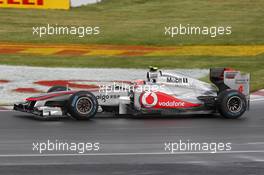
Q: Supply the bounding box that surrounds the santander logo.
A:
[141,92,158,108]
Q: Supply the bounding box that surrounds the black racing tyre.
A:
[47,86,70,93]
[67,91,98,120]
[217,90,247,119]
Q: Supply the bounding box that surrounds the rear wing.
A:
[210,68,250,96]
[210,68,250,110]
[223,71,250,97]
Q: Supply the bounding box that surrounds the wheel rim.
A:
[76,97,93,115]
[227,96,242,113]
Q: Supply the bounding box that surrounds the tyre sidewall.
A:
[218,90,247,119]
[68,91,98,120]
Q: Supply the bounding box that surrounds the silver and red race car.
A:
[14,67,250,119]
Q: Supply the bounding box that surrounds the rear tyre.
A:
[47,86,70,93]
[217,90,247,119]
[67,91,98,120]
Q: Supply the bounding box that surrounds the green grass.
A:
[0,0,263,45]
[0,0,263,91]
[0,54,263,92]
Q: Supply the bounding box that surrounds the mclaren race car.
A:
[14,67,250,119]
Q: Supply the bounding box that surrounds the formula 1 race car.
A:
[14,67,250,119]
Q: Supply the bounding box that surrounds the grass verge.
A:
[0,0,263,45]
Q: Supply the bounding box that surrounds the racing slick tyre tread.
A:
[217,90,247,119]
[47,86,70,93]
[67,91,98,120]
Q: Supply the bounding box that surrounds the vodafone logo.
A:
[141,91,201,109]
[141,92,158,108]
[159,101,185,107]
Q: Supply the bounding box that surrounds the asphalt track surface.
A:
[0,100,264,174]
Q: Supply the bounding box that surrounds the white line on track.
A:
[1,150,264,157]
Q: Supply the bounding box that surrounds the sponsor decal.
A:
[141,91,201,109]
[238,85,244,93]
[158,101,185,107]
[0,0,43,5]
[96,94,120,103]
[0,0,69,10]
[235,79,249,84]
[141,92,158,108]
[167,77,188,84]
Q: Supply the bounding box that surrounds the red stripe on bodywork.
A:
[26,89,99,101]
[26,91,76,101]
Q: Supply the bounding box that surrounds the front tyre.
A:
[217,90,247,119]
[68,91,98,120]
